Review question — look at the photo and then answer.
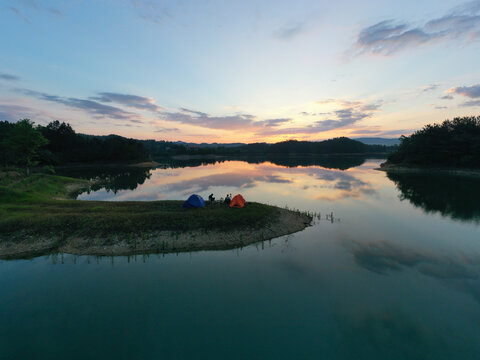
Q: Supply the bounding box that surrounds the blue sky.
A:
[1,0,480,142]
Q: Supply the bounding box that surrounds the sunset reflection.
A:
[77,158,380,206]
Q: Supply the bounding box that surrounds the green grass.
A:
[0,172,279,238]
[0,172,89,201]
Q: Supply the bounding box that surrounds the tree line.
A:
[1,119,149,174]
[387,116,480,168]
[231,137,390,155]
[145,137,393,157]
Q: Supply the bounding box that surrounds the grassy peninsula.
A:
[0,171,311,259]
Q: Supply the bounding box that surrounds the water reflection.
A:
[343,238,480,279]
[56,166,152,194]
[242,155,366,170]
[387,172,480,223]
[342,237,480,304]
[334,308,447,359]
[75,159,377,203]
[158,155,367,170]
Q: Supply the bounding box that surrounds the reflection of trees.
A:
[155,155,367,170]
[56,167,152,194]
[387,172,480,222]
[156,158,221,169]
[257,155,366,170]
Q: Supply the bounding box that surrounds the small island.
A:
[0,171,312,259]
[379,116,480,176]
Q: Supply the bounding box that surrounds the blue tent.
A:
[182,194,205,208]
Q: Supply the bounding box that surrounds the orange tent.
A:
[229,194,245,208]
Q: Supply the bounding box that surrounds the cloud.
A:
[11,85,384,138]
[356,21,432,55]
[440,95,454,100]
[299,111,331,117]
[349,128,382,135]
[273,23,305,40]
[159,99,381,136]
[421,84,440,92]
[0,103,54,123]
[377,129,412,136]
[7,6,30,23]
[91,92,164,112]
[162,108,291,131]
[0,104,35,122]
[46,7,63,17]
[0,72,20,81]
[8,0,63,18]
[131,0,173,24]
[179,108,208,117]
[434,105,448,109]
[462,100,480,107]
[17,88,141,121]
[55,98,137,120]
[446,84,480,106]
[258,100,382,136]
[254,118,291,127]
[162,111,257,130]
[355,1,480,55]
[349,127,412,137]
[114,123,142,128]
[447,84,480,98]
[154,127,179,133]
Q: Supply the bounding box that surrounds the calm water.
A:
[2,158,480,359]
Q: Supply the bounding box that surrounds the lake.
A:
[2,157,480,359]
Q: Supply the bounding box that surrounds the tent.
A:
[229,194,245,208]
[182,194,205,208]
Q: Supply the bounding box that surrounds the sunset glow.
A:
[1,0,480,142]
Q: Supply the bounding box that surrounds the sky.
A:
[1,0,480,143]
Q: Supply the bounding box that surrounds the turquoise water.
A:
[2,158,480,359]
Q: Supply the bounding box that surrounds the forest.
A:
[386,116,480,168]
[1,119,149,172]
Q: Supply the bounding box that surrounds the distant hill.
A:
[173,138,398,148]
[142,137,396,157]
[229,138,398,156]
[354,137,400,146]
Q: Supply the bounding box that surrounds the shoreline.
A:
[377,163,480,178]
[47,161,161,169]
[0,208,311,259]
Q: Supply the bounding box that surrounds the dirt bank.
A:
[0,209,311,259]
